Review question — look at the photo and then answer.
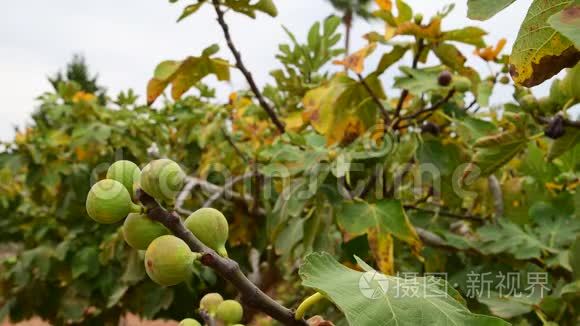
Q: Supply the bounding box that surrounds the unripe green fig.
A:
[145,235,194,286]
[106,160,141,196]
[518,94,538,112]
[200,292,224,315]
[86,179,140,224]
[215,300,243,325]
[122,213,169,250]
[184,208,229,257]
[453,77,472,92]
[559,64,580,99]
[499,76,510,84]
[178,318,201,326]
[140,159,185,204]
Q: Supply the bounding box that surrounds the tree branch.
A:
[403,204,486,222]
[393,39,424,121]
[356,73,390,126]
[393,89,455,129]
[137,189,307,326]
[211,0,285,134]
[536,114,580,129]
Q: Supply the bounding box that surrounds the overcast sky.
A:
[1,0,545,141]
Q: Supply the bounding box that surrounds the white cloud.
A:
[0,0,552,141]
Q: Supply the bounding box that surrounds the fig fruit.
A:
[499,76,510,84]
[215,300,243,325]
[145,235,194,286]
[184,208,229,257]
[453,77,472,92]
[86,179,140,224]
[122,213,169,250]
[199,292,224,315]
[107,160,141,195]
[545,115,566,139]
[518,94,539,112]
[178,319,201,326]
[437,71,452,86]
[140,159,186,204]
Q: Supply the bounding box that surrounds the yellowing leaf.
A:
[333,43,377,74]
[147,48,230,105]
[72,91,96,103]
[302,74,384,145]
[396,17,442,40]
[283,112,305,131]
[474,38,506,61]
[548,3,580,48]
[375,0,392,11]
[368,231,395,275]
[510,0,580,87]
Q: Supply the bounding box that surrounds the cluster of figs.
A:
[178,292,244,326]
[86,159,241,324]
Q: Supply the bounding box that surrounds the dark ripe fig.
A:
[145,235,194,286]
[215,300,243,325]
[107,160,141,196]
[140,159,185,204]
[421,122,440,136]
[199,292,224,315]
[184,208,229,257]
[86,179,140,224]
[178,319,201,326]
[122,213,169,250]
[453,77,472,92]
[544,115,566,139]
[437,70,453,87]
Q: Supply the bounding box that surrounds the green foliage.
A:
[2,1,580,325]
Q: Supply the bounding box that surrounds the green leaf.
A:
[570,235,580,280]
[467,0,517,20]
[548,2,580,47]
[337,199,421,251]
[394,66,445,94]
[177,2,206,22]
[375,45,409,74]
[477,291,539,319]
[510,0,580,87]
[223,0,278,18]
[299,252,511,326]
[464,129,528,178]
[547,127,580,160]
[443,27,488,47]
[478,221,548,259]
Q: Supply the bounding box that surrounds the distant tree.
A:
[49,54,107,104]
[326,0,373,56]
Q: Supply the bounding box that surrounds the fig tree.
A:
[122,213,169,250]
[184,208,229,257]
[140,159,186,204]
[178,319,201,326]
[86,179,140,224]
[199,292,224,315]
[453,77,472,92]
[215,300,243,325]
[106,160,141,196]
[145,235,194,286]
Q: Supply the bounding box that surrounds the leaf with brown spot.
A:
[367,230,394,275]
[396,17,442,40]
[510,0,580,87]
[549,3,580,47]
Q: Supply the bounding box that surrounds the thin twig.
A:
[222,128,249,163]
[404,204,486,222]
[356,73,390,126]
[211,0,285,133]
[393,39,424,120]
[203,172,254,208]
[137,190,307,326]
[393,89,455,128]
[536,115,580,129]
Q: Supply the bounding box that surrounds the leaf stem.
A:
[356,73,390,127]
[295,292,326,320]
